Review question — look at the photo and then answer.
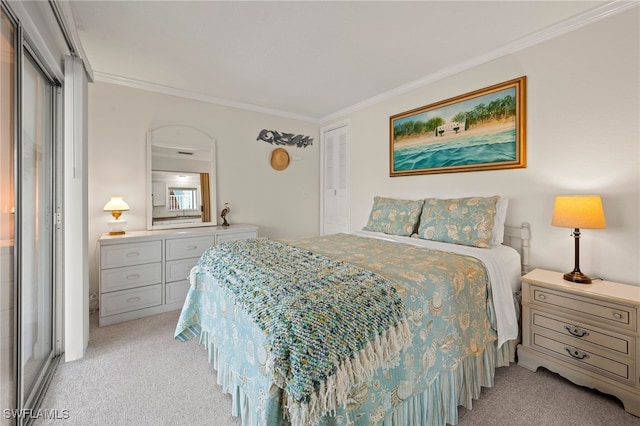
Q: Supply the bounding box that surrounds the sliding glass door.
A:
[1,4,61,424]
[19,50,56,410]
[0,8,16,424]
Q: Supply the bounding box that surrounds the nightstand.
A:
[518,269,640,416]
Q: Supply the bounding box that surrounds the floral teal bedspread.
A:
[175,233,497,425]
[175,238,411,425]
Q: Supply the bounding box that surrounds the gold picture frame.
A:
[390,76,526,176]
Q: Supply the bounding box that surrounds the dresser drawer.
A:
[531,311,632,356]
[101,262,162,293]
[531,285,635,331]
[100,284,162,317]
[166,280,190,305]
[532,332,633,385]
[166,258,198,283]
[165,236,215,261]
[101,241,161,269]
[216,230,257,244]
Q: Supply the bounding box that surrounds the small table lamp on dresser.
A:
[551,195,606,284]
[103,196,130,235]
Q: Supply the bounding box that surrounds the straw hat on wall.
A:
[270,148,290,171]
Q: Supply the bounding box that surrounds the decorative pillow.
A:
[363,196,425,236]
[417,196,499,248]
[491,198,509,246]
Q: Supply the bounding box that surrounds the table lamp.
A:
[104,196,130,235]
[551,195,606,284]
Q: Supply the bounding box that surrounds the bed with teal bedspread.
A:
[174,233,519,425]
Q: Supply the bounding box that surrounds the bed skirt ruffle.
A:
[378,338,517,426]
[197,330,517,426]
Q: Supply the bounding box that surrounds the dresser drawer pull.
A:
[186,245,198,250]
[126,297,141,304]
[612,312,622,320]
[565,346,590,360]
[126,274,141,280]
[564,325,589,338]
[538,294,546,300]
[126,251,140,257]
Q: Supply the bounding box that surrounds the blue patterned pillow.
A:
[363,196,425,236]
[417,196,499,248]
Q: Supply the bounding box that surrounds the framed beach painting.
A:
[390,76,526,176]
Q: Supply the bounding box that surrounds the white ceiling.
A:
[69,1,615,122]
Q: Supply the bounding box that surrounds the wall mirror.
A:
[146,125,217,230]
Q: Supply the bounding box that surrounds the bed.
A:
[175,196,530,426]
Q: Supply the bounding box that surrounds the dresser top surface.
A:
[523,269,640,307]
[99,223,258,244]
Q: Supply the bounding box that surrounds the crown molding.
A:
[93,71,320,123]
[320,0,637,123]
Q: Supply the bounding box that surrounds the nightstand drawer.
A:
[533,333,632,384]
[101,262,162,293]
[531,285,634,331]
[532,311,631,356]
[100,284,162,317]
[101,241,162,269]
[165,236,215,261]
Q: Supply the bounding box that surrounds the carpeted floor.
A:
[35,310,640,426]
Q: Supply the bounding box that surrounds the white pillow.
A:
[491,198,509,245]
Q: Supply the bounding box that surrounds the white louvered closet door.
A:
[321,123,350,235]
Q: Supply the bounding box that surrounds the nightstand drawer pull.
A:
[126,273,141,280]
[126,297,141,304]
[538,294,546,300]
[126,251,140,257]
[612,312,622,320]
[564,325,589,338]
[186,245,198,250]
[565,346,590,360]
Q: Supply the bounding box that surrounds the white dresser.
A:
[98,224,258,326]
[518,268,640,417]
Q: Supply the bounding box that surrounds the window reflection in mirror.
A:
[168,187,198,211]
[151,171,207,225]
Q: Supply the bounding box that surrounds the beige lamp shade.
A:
[104,196,130,213]
[104,196,130,235]
[552,195,606,229]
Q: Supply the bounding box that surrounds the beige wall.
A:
[89,8,639,290]
[87,84,320,295]
[325,9,639,285]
